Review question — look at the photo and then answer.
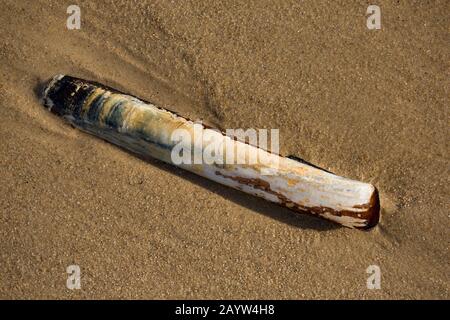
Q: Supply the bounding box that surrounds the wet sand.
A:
[0,0,448,299]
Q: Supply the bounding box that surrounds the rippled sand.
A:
[0,0,448,299]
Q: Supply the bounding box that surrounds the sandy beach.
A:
[0,0,448,299]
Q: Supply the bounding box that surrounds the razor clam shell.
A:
[42,75,380,229]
